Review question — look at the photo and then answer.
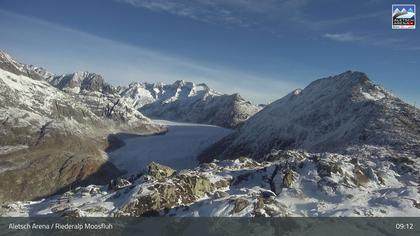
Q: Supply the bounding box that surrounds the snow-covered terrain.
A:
[0,52,162,144]
[108,120,232,174]
[1,149,419,217]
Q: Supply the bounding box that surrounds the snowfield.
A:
[108,120,233,174]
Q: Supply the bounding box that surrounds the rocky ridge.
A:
[2,148,418,217]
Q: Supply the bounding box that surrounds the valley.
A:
[108,120,232,174]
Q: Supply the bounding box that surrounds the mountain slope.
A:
[0,50,53,81]
[0,51,164,202]
[120,80,261,128]
[199,71,420,161]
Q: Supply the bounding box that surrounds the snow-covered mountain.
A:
[49,71,115,94]
[120,80,261,128]
[49,70,260,128]
[0,51,164,202]
[119,80,217,108]
[45,71,160,124]
[0,50,53,81]
[199,71,420,161]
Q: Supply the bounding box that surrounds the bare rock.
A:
[213,191,229,199]
[147,162,175,181]
[108,178,131,191]
[231,197,250,214]
[283,170,296,188]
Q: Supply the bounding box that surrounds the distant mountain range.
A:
[39,64,261,128]
[120,80,261,128]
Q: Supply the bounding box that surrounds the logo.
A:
[392,4,416,29]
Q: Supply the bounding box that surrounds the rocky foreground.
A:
[2,147,419,217]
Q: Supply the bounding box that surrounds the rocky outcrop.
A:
[108,178,132,191]
[147,162,175,181]
[2,150,419,217]
[282,170,296,188]
[231,198,250,213]
[121,172,217,216]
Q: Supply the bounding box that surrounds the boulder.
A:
[282,170,296,188]
[213,191,229,199]
[353,167,369,187]
[177,174,213,201]
[147,162,175,181]
[231,197,250,213]
[61,208,83,218]
[122,173,217,216]
[108,178,131,191]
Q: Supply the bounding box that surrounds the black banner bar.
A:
[0,217,419,236]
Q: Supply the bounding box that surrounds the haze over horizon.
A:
[0,0,419,105]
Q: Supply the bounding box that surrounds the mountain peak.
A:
[311,70,369,85]
[199,71,415,161]
[306,70,391,102]
[0,50,24,72]
[50,71,115,94]
[173,79,194,88]
[0,50,53,80]
[0,50,15,63]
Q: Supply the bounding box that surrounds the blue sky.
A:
[0,0,419,105]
